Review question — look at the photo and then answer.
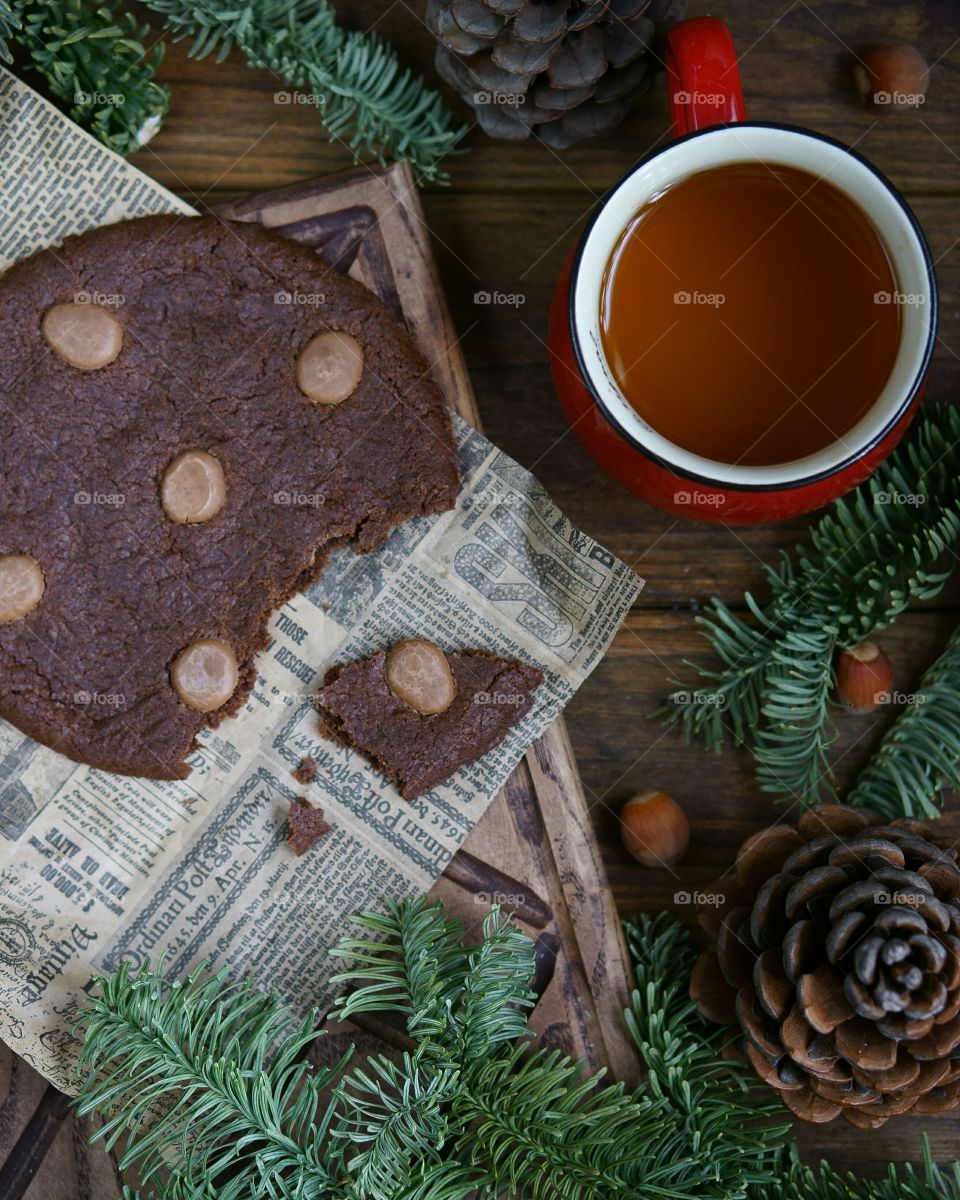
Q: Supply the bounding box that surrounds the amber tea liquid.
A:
[599,162,901,466]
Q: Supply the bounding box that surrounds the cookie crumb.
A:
[292,755,317,784]
[288,797,330,856]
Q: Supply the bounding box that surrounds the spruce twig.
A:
[139,0,468,181]
[77,903,960,1200]
[15,0,168,154]
[846,622,960,820]
[0,0,19,63]
[660,405,960,810]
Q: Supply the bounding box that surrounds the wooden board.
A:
[0,163,637,1199]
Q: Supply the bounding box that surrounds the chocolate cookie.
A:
[316,643,543,800]
[0,215,459,778]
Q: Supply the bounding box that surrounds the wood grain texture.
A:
[2,0,959,1187]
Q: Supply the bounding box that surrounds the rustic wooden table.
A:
[2,1,959,1193]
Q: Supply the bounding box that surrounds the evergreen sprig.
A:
[846,622,960,820]
[139,0,467,181]
[77,901,960,1200]
[14,0,169,154]
[660,404,960,811]
[2,0,465,177]
[0,0,20,63]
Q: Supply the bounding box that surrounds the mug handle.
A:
[665,17,747,137]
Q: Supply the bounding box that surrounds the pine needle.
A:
[140,0,468,181]
[846,622,960,819]
[14,0,169,154]
[77,903,960,1199]
[659,404,960,811]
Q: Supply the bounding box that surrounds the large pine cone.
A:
[428,0,686,148]
[691,804,960,1128]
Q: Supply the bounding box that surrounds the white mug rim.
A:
[567,121,938,491]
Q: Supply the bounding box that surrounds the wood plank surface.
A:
[1,0,958,1188]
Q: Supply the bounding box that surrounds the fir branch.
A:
[15,0,168,154]
[750,1140,960,1200]
[76,959,348,1198]
[660,404,960,808]
[0,0,19,63]
[846,622,960,819]
[77,902,960,1200]
[139,0,467,181]
[624,914,788,1192]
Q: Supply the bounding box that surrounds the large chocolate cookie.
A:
[0,215,459,778]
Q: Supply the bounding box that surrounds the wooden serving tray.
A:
[0,162,638,1199]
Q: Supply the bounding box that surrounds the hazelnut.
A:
[835,640,893,712]
[620,789,689,868]
[853,44,929,109]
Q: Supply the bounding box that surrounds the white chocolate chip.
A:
[0,554,45,623]
[171,638,238,712]
[296,331,363,405]
[385,638,456,715]
[161,450,226,524]
[41,302,122,370]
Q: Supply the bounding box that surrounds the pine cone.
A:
[427,0,686,148]
[691,804,960,1128]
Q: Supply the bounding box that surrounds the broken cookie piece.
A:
[315,642,543,800]
[288,796,331,856]
[292,756,317,785]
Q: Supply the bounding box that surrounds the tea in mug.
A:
[599,162,901,466]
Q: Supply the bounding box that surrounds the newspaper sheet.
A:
[0,70,643,1091]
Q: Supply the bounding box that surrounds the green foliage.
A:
[140,0,467,181]
[748,1141,960,1200]
[660,404,960,812]
[78,902,960,1200]
[2,0,465,176]
[846,622,960,819]
[14,0,168,154]
[627,915,960,1200]
[0,0,20,63]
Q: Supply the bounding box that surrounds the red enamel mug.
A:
[548,17,937,524]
